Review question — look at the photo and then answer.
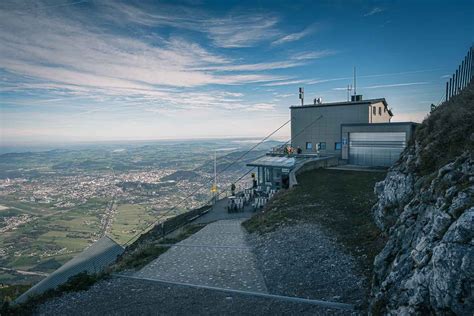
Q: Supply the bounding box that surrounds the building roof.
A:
[247,156,296,168]
[290,98,393,116]
[341,122,419,127]
[15,236,124,304]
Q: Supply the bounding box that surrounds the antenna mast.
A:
[214,150,217,189]
[299,87,304,106]
[211,150,218,202]
[353,67,357,96]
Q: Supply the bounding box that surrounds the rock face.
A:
[370,149,473,315]
[370,83,474,315]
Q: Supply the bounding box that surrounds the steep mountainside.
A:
[370,84,474,315]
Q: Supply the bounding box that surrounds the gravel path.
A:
[246,223,367,306]
[135,219,267,293]
[35,277,357,315]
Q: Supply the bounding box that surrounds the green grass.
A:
[415,82,474,175]
[243,168,386,278]
[109,204,157,244]
[0,198,106,273]
[0,284,31,306]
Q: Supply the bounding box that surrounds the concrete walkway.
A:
[135,219,268,293]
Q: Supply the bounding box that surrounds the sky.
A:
[0,0,473,146]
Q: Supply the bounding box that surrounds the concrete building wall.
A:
[291,103,369,156]
[369,101,392,123]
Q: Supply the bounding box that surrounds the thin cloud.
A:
[333,81,429,90]
[292,50,337,60]
[263,76,349,87]
[244,103,276,112]
[272,25,316,46]
[364,7,385,17]
[271,67,440,88]
[102,1,281,48]
[0,3,288,100]
[206,14,280,48]
[262,79,310,87]
[193,60,304,72]
[363,82,428,89]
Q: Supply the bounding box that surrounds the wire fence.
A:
[445,45,474,102]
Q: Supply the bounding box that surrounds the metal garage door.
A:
[349,132,406,167]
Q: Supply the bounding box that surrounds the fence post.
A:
[463,55,468,89]
[449,77,453,100]
[467,48,471,84]
[455,70,459,95]
[467,52,472,86]
[471,46,474,82]
[445,81,449,102]
[470,46,474,83]
[451,74,456,98]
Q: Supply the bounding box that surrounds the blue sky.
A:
[1,0,473,145]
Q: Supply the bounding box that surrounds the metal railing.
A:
[445,45,474,102]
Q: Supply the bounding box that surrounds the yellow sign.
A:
[211,185,218,193]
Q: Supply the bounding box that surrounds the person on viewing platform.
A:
[252,173,257,190]
[231,183,236,196]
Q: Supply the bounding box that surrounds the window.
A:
[384,107,387,113]
[306,142,312,150]
[373,107,377,115]
[318,142,326,150]
[335,142,342,150]
[379,107,382,115]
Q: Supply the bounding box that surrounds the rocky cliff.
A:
[370,84,474,315]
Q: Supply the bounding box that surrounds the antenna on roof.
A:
[347,84,353,101]
[299,87,304,106]
[353,66,357,96]
[351,67,363,102]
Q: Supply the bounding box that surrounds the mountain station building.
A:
[290,95,417,167]
[247,94,417,189]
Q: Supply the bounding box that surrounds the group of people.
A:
[274,145,303,155]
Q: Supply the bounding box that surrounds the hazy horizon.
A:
[0,136,288,155]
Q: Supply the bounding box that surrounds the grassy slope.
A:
[243,169,386,278]
[415,82,474,175]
